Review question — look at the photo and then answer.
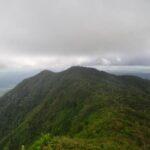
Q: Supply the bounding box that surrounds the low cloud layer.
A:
[0,0,150,71]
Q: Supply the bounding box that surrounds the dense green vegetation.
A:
[0,66,149,150]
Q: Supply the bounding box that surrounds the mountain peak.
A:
[65,66,110,77]
[66,66,100,73]
[39,69,51,73]
[38,69,54,76]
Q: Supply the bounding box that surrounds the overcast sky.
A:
[0,0,150,72]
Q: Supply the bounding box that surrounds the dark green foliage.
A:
[0,66,149,149]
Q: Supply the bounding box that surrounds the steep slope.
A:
[0,66,149,150]
[0,70,56,139]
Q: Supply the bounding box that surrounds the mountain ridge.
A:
[0,66,149,149]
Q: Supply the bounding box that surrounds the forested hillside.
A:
[0,66,149,150]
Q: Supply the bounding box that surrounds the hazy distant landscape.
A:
[0,70,40,97]
[0,88,11,97]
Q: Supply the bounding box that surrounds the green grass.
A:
[29,134,141,150]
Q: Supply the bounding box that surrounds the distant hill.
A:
[0,70,40,97]
[112,72,150,80]
[0,66,149,150]
[129,73,150,80]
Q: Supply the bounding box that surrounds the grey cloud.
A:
[0,0,150,69]
[0,63,7,69]
[81,55,150,67]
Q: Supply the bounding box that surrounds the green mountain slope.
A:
[0,66,149,150]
